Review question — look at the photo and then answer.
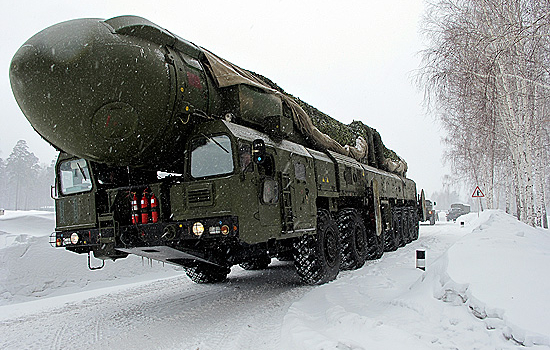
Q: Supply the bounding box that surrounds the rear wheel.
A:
[385,208,400,251]
[403,209,412,244]
[185,263,231,283]
[338,209,368,270]
[411,208,420,241]
[366,226,384,260]
[294,209,341,285]
[396,209,406,247]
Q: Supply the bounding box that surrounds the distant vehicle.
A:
[0,208,4,215]
[424,200,437,225]
[446,203,470,222]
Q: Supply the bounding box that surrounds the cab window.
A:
[190,135,234,178]
[59,159,93,195]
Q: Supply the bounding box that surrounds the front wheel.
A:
[294,209,341,285]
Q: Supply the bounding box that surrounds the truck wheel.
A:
[403,208,413,244]
[294,209,341,285]
[397,209,407,247]
[338,209,367,270]
[384,209,399,252]
[239,255,271,270]
[407,208,417,242]
[412,215,420,241]
[185,263,231,283]
[367,227,384,260]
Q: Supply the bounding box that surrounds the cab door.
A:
[289,154,316,233]
[55,158,97,230]
[240,142,282,234]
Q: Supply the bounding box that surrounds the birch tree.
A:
[419,0,550,226]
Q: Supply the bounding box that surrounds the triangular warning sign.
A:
[472,186,485,198]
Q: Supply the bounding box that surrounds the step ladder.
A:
[281,173,294,233]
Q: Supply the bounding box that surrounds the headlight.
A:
[221,225,230,235]
[70,232,79,244]
[192,222,204,236]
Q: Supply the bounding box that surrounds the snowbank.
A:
[0,211,182,306]
[0,210,55,247]
[283,210,550,349]
[445,211,550,346]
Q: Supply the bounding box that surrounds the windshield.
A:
[190,135,234,178]
[59,158,93,195]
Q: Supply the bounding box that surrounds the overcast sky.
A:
[0,0,450,198]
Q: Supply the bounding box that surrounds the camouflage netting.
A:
[201,49,407,176]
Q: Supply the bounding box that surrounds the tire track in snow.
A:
[50,324,65,350]
[0,262,309,350]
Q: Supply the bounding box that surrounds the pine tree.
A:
[6,140,40,210]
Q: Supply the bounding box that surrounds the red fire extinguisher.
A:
[141,190,149,224]
[131,192,139,224]
[150,193,159,223]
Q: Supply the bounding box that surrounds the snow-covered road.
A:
[1,261,310,350]
[1,211,549,350]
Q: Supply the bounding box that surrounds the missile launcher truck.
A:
[10,16,426,285]
[425,200,437,225]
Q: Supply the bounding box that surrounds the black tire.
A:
[403,209,412,245]
[338,209,368,270]
[364,206,384,260]
[385,208,399,252]
[239,255,271,270]
[294,209,341,285]
[367,227,384,260]
[408,208,417,243]
[185,263,231,283]
[412,212,420,241]
[396,209,406,247]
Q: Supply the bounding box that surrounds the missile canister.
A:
[10,16,220,171]
[10,15,405,175]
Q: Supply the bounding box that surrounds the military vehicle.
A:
[425,200,437,225]
[10,16,424,285]
[446,203,471,222]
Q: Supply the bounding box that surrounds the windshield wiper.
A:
[201,133,230,153]
[77,163,88,181]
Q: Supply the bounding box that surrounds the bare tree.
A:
[418,0,550,226]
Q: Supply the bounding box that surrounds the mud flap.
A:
[372,179,382,237]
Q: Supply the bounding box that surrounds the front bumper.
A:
[53,215,239,249]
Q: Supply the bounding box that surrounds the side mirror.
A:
[252,139,266,164]
[433,202,437,206]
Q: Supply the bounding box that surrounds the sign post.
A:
[472,186,485,216]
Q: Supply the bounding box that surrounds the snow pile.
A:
[445,211,550,346]
[0,211,181,306]
[283,210,550,349]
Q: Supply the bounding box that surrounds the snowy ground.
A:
[0,210,549,349]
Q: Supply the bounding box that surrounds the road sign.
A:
[472,186,485,198]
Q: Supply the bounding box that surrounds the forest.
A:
[0,140,54,211]
[418,0,550,227]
